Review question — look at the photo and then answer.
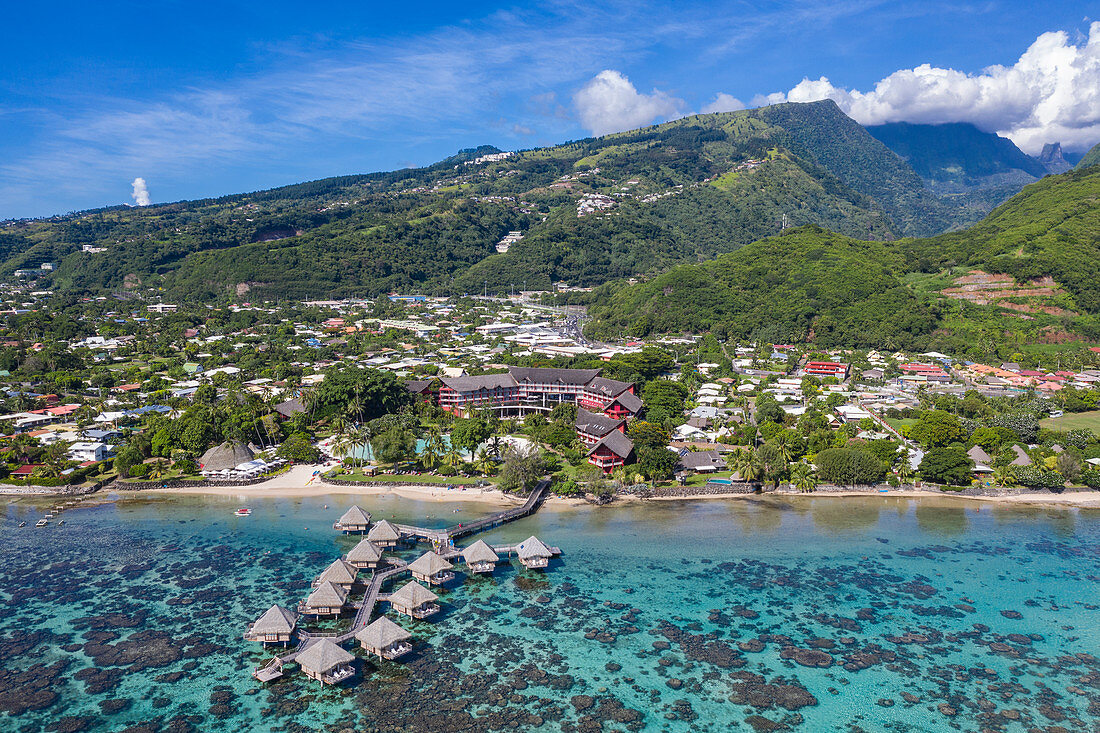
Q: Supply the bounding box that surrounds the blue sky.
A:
[1,1,1096,218]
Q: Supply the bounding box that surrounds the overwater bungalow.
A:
[367,519,404,548]
[243,604,297,645]
[312,558,358,590]
[295,639,355,686]
[355,616,413,660]
[516,535,553,570]
[300,581,349,617]
[345,538,383,570]
[461,539,499,574]
[387,581,440,620]
[333,505,372,533]
[407,551,455,585]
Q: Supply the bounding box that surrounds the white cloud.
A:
[700,92,746,114]
[130,177,151,206]
[762,22,1100,153]
[573,70,683,136]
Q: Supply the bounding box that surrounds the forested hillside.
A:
[1078,142,1100,170]
[0,101,989,301]
[586,165,1100,352]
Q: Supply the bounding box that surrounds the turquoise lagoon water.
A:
[3,492,1100,732]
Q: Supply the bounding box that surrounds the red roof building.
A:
[804,361,848,379]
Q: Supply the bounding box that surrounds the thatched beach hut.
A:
[313,558,358,590]
[244,604,297,645]
[199,441,254,472]
[355,616,413,660]
[295,639,355,686]
[367,519,403,548]
[345,538,383,570]
[387,581,440,620]
[334,505,372,533]
[516,535,552,570]
[461,540,499,574]
[407,551,455,586]
[300,581,348,617]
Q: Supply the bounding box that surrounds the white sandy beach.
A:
[138,463,588,506]
[121,463,1100,510]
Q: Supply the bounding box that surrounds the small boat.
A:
[18,521,26,527]
[235,508,252,516]
[35,519,48,527]
[58,520,66,526]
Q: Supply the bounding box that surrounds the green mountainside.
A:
[586,165,1100,353]
[866,122,1051,223]
[1,101,975,301]
[1077,142,1100,170]
[867,122,1048,181]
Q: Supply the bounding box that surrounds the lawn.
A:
[1040,410,1100,432]
[332,470,496,485]
[885,418,917,432]
[683,470,735,487]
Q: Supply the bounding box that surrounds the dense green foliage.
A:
[919,447,974,486]
[1076,142,1100,170]
[587,226,937,349]
[814,447,887,486]
[589,165,1100,349]
[3,102,991,301]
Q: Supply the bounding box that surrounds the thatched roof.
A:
[367,519,402,542]
[967,446,992,464]
[516,536,552,561]
[316,559,358,586]
[339,505,372,526]
[295,638,354,673]
[388,581,438,608]
[199,441,255,471]
[407,551,453,577]
[251,604,297,634]
[461,539,499,564]
[274,397,306,418]
[346,539,383,564]
[306,581,348,609]
[355,616,411,649]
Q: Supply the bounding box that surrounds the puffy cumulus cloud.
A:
[573,70,683,136]
[131,177,151,206]
[700,92,746,114]
[767,23,1100,154]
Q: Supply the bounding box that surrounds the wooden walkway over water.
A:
[394,478,551,544]
[251,479,555,682]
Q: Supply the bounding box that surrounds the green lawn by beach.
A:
[1040,410,1100,432]
[332,470,496,485]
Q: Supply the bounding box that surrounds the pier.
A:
[395,477,551,544]
[250,478,559,683]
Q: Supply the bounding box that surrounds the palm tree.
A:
[352,424,372,468]
[472,448,495,477]
[790,462,817,493]
[421,425,445,469]
[487,434,505,459]
[443,446,464,474]
[734,448,765,492]
[992,464,1015,488]
[332,432,355,468]
[896,460,913,488]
